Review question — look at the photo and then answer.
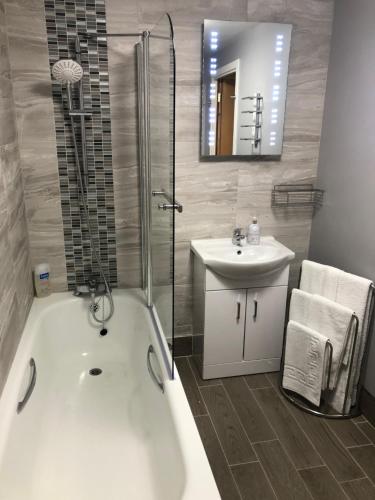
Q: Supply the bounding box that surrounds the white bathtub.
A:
[0,290,219,500]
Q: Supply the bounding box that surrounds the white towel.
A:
[300,260,338,300]
[328,273,373,413]
[300,260,373,412]
[290,289,354,389]
[283,320,329,407]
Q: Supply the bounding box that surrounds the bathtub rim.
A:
[0,290,220,500]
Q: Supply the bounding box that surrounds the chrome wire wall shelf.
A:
[272,184,324,209]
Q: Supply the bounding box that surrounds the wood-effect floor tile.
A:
[352,414,366,423]
[188,357,222,387]
[253,387,323,469]
[223,377,276,443]
[254,440,313,500]
[349,445,375,483]
[287,403,364,482]
[356,421,375,444]
[200,385,257,465]
[175,357,207,416]
[244,373,272,389]
[266,371,280,388]
[299,466,347,500]
[231,461,277,500]
[342,478,375,500]
[195,416,241,500]
[327,419,370,447]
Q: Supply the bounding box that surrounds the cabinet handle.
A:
[253,299,258,321]
[236,297,241,321]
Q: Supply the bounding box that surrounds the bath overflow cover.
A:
[89,368,102,376]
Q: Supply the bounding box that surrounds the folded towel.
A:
[329,273,373,413]
[300,260,338,300]
[300,260,373,412]
[283,320,329,407]
[290,289,354,389]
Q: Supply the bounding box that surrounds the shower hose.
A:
[68,105,115,326]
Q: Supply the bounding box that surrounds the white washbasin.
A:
[191,236,295,279]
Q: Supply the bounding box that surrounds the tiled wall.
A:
[44,0,117,288]
[0,0,33,394]
[3,0,334,343]
[5,0,67,292]
[6,0,118,291]
[106,0,335,338]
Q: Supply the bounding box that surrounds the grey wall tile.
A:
[5,0,67,291]
[2,0,334,347]
[0,5,33,395]
[106,0,334,336]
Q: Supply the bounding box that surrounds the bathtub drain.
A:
[89,368,102,376]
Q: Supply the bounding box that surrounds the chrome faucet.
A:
[73,278,107,298]
[232,228,246,246]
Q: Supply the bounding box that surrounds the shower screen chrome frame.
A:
[136,17,177,380]
[82,18,177,380]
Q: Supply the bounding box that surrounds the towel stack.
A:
[282,260,373,412]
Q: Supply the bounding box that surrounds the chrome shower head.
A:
[52,59,83,84]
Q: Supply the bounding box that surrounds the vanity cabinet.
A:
[244,286,287,363]
[204,289,247,366]
[192,256,289,379]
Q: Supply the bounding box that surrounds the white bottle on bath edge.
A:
[247,216,261,245]
[34,263,51,297]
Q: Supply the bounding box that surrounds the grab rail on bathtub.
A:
[147,345,164,393]
[17,358,37,414]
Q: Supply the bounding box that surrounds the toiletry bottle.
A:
[34,263,51,297]
[247,216,261,245]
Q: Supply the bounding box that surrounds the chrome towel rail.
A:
[17,358,37,414]
[279,278,375,419]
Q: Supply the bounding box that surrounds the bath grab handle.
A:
[147,345,164,393]
[17,358,37,414]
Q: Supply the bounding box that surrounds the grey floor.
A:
[176,356,375,500]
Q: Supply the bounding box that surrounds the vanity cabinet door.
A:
[244,286,287,362]
[204,289,246,365]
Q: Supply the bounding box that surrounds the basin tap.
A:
[232,228,246,247]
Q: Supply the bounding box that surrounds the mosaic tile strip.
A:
[44,0,117,289]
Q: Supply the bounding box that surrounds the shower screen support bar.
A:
[137,41,147,292]
[138,31,153,308]
[137,22,176,382]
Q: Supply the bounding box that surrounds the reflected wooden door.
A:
[216,73,236,155]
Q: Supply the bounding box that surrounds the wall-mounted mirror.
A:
[201,20,292,159]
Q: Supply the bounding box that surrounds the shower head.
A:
[52,59,83,84]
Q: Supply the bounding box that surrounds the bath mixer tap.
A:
[232,228,246,247]
[73,280,107,298]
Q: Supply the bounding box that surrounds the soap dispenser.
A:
[247,216,260,245]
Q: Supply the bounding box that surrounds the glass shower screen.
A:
[137,14,176,377]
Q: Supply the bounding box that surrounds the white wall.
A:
[309,0,375,396]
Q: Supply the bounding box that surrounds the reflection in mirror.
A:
[201,20,292,159]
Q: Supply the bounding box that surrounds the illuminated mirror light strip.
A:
[208,31,220,147]
[270,35,285,142]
